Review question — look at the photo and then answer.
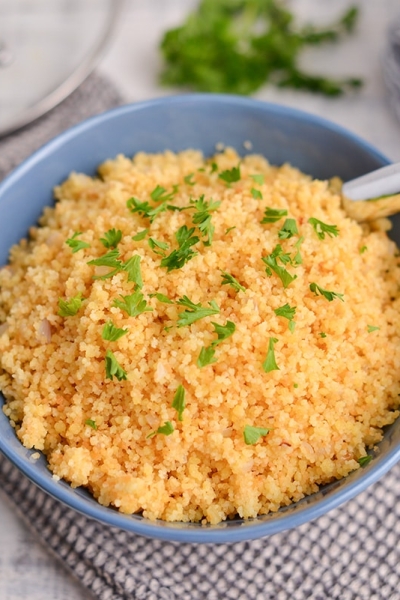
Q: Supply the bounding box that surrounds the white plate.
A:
[0,0,124,137]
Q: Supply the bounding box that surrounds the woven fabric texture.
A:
[1,73,400,600]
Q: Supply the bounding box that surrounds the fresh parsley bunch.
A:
[160,0,362,96]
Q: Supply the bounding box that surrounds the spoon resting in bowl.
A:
[340,162,400,224]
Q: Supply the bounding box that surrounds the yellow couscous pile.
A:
[1,148,400,524]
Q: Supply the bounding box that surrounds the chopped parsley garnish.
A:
[147,421,175,438]
[278,218,298,240]
[225,226,236,234]
[274,303,296,332]
[149,292,174,304]
[197,320,235,367]
[102,321,129,342]
[270,244,292,265]
[160,225,199,271]
[197,346,217,368]
[210,162,218,174]
[359,245,368,254]
[293,236,304,265]
[251,188,263,200]
[132,229,149,241]
[319,332,327,338]
[172,385,186,421]
[177,296,220,327]
[358,455,372,467]
[127,197,168,222]
[148,238,169,256]
[293,383,299,388]
[309,282,344,302]
[85,419,97,430]
[367,325,380,333]
[218,165,241,184]
[87,249,122,280]
[250,174,264,185]
[113,290,153,317]
[243,425,270,445]
[211,320,236,346]
[184,173,196,186]
[262,337,279,373]
[220,270,246,292]
[261,207,288,224]
[66,232,90,254]
[262,255,297,288]
[308,217,339,240]
[58,293,84,317]
[100,228,122,249]
[123,255,143,287]
[190,196,221,246]
[150,185,176,202]
[105,349,127,381]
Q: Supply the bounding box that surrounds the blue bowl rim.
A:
[0,93,398,544]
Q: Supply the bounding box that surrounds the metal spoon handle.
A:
[342,162,400,201]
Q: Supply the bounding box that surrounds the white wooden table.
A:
[1,0,400,597]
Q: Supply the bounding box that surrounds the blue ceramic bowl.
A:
[1,94,399,544]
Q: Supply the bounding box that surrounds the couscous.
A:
[1,148,399,524]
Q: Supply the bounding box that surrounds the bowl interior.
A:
[1,94,399,543]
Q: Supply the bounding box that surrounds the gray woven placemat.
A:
[1,73,400,600]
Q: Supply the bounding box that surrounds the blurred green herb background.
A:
[160,0,362,96]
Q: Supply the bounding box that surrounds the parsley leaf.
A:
[309,282,344,302]
[172,384,186,421]
[220,270,246,292]
[184,173,196,186]
[262,255,297,288]
[87,249,123,280]
[262,337,279,373]
[85,419,97,430]
[225,226,236,234]
[243,425,270,445]
[270,244,292,265]
[274,303,296,321]
[132,229,149,241]
[358,455,372,467]
[127,197,168,222]
[150,185,176,202]
[177,296,220,327]
[251,188,263,200]
[102,321,129,342]
[278,218,298,239]
[66,232,90,254]
[123,255,143,287]
[105,349,127,381]
[147,421,174,438]
[148,238,169,256]
[197,346,217,368]
[100,228,122,249]
[210,320,236,346]
[149,292,174,304]
[219,165,241,184]
[320,332,327,338]
[308,217,339,240]
[359,245,368,254]
[190,196,221,246]
[293,236,304,265]
[261,207,288,224]
[250,174,264,185]
[58,293,84,317]
[113,290,153,317]
[367,325,380,333]
[160,225,199,271]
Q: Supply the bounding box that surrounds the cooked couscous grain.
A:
[1,148,400,523]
